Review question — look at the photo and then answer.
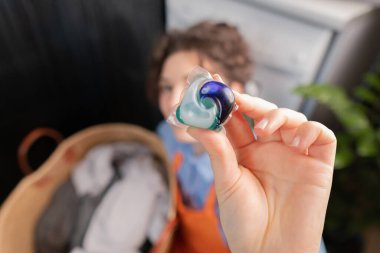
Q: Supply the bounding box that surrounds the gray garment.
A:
[70,164,122,248]
[35,179,80,253]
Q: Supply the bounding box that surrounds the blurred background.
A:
[0,0,379,252]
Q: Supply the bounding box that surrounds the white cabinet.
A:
[166,0,378,113]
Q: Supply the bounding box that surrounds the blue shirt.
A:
[157,121,214,209]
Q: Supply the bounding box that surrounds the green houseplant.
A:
[294,61,380,251]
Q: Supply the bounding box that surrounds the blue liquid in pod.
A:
[199,81,235,128]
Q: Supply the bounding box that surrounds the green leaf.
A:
[339,108,371,134]
[355,86,379,104]
[364,73,380,92]
[294,84,372,134]
[357,130,379,157]
[334,133,355,169]
[335,149,354,169]
[294,84,349,111]
[376,129,380,142]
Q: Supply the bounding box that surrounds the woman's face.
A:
[158,50,214,143]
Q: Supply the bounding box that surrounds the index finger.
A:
[234,92,278,120]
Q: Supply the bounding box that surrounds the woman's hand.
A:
[188,82,336,253]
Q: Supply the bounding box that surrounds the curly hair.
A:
[146,21,253,106]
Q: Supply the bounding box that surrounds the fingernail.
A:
[290,136,300,147]
[213,74,224,82]
[255,118,269,130]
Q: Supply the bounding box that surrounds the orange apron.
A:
[170,152,230,253]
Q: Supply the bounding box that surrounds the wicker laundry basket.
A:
[0,123,176,253]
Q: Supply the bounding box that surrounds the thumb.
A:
[187,127,241,192]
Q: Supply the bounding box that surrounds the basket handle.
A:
[18,127,64,175]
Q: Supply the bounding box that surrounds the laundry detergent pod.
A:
[167,67,236,131]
